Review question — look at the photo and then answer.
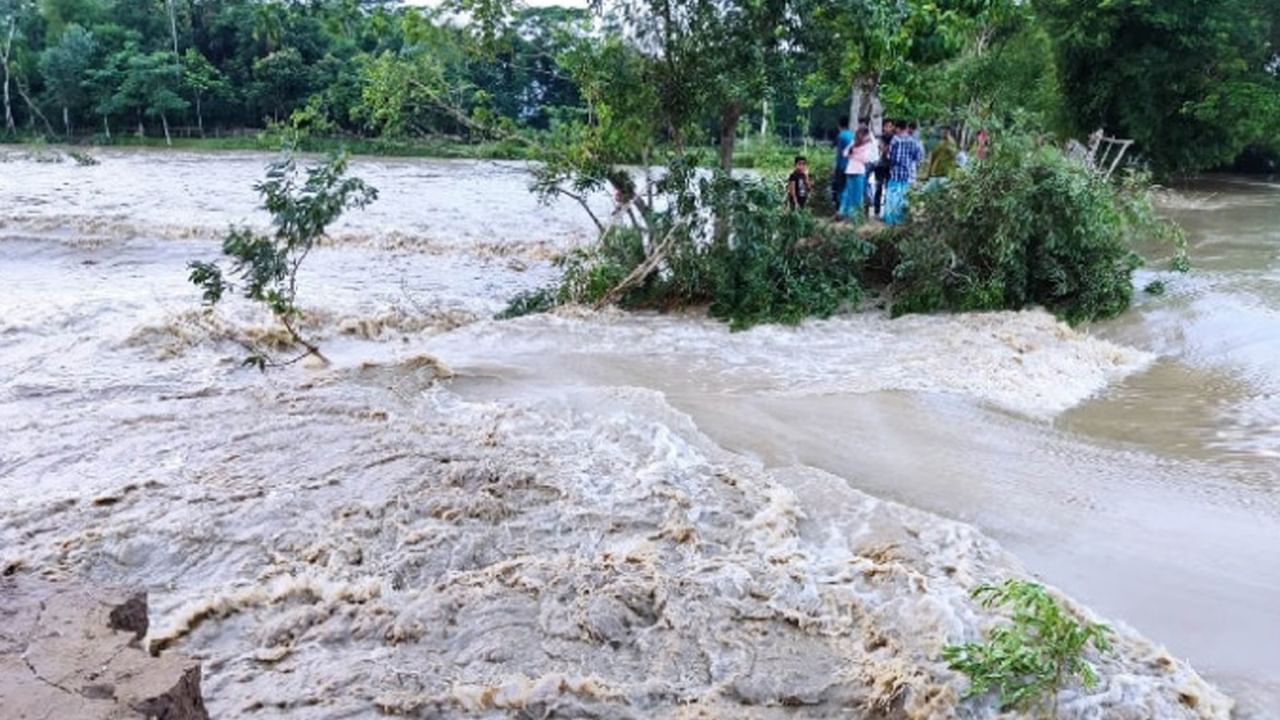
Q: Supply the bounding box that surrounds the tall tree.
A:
[801,0,910,131]
[0,0,21,132]
[39,23,96,135]
[113,48,188,143]
[600,0,794,170]
[180,46,226,135]
[250,47,312,123]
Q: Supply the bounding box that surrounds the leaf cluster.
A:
[1041,0,1280,173]
[504,166,872,331]
[943,579,1112,715]
[887,133,1178,324]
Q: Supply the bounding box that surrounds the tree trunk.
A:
[1,19,14,133]
[849,75,881,128]
[868,76,883,133]
[713,102,743,249]
[718,101,741,172]
[167,0,180,57]
[102,114,110,139]
[848,80,864,127]
[161,113,171,145]
[759,96,768,139]
[62,106,70,137]
[137,118,145,138]
[195,95,204,137]
[15,78,54,136]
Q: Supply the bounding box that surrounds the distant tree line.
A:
[0,0,586,143]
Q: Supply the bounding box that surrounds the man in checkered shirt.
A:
[883,121,924,225]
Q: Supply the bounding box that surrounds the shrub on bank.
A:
[885,136,1181,325]
[502,135,1181,330]
[502,174,872,330]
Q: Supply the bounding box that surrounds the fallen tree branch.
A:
[593,218,688,309]
[14,76,54,136]
[555,186,605,235]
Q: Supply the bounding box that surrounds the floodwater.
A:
[1,149,1277,717]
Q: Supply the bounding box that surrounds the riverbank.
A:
[2,150,1277,717]
[0,133,814,169]
[1,132,533,160]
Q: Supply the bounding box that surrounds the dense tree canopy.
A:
[1040,0,1280,172]
[0,0,1275,170]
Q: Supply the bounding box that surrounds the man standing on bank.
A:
[831,116,854,211]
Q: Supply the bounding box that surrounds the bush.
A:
[502,172,872,330]
[700,183,871,329]
[886,135,1180,324]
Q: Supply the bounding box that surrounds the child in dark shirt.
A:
[787,156,811,210]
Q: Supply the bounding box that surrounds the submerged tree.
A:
[188,153,378,368]
[944,579,1112,717]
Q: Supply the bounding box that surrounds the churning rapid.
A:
[1,148,1277,718]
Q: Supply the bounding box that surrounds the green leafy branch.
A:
[944,579,1112,718]
[188,152,377,369]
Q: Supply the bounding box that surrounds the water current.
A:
[1,148,1276,717]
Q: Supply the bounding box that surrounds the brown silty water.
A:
[0,149,1276,717]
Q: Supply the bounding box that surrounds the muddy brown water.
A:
[1,150,1277,716]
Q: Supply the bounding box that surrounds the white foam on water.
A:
[430,307,1154,418]
[0,374,1233,718]
[3,149,1272,716]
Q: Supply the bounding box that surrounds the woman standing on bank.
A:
[840,127,876,222]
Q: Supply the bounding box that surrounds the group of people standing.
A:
[787,116,979,226]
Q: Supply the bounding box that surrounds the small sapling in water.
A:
[188,152,377,368]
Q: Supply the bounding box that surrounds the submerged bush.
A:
[944,579,1112,716]
[887,135,1181,325]
[502,171,872,331]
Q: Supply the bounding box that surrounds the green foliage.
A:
[110,50,188,127]
[604,0,795,168]
[1143,279,1166,296]
[38,23,96,133]
[701,181,872,329]
[905,15,1065,135]
[495,286,559,320]
[188,152,377,366]
[887,134,1178,325]
[508,167,872,331]
[3,0,1275,176]
[1041,0,1280,173]
[180,47,230,126]
[944,579,1112,715]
